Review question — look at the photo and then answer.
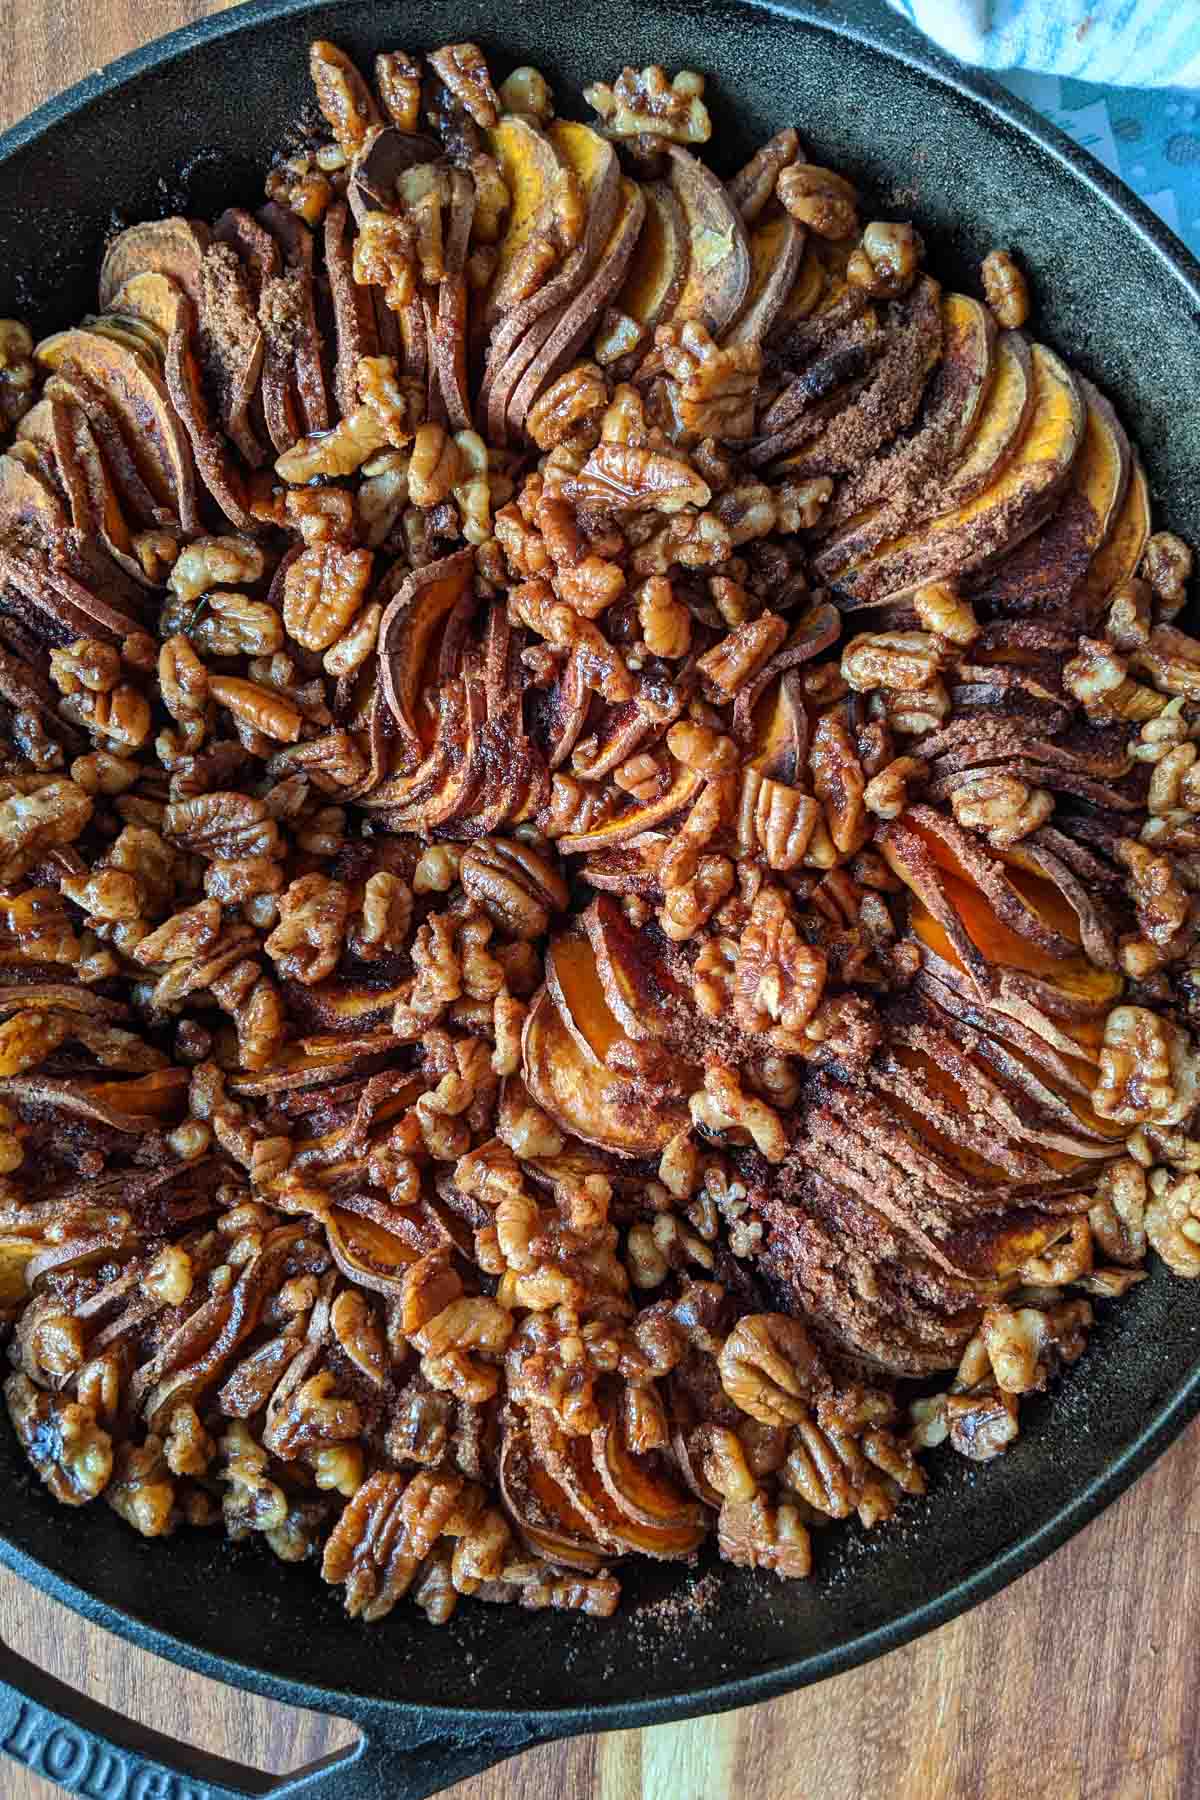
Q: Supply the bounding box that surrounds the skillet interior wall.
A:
[0,0,1197,1720]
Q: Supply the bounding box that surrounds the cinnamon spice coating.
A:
[0,38,1195,1626]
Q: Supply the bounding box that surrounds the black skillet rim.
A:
[0,0,1198,1740]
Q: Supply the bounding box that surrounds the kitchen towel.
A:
[887,2,1200,258]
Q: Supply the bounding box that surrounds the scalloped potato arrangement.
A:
[0,36,1197,1625]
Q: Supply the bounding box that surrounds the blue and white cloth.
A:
[888,0,1200,258]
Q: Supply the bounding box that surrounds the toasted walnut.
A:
[144,1245,194,1308]
[911,579,979,648]
[981,248,1030,328]
[584,65,709,143]
[331,1290,387,1386]
[718,1494,811,1578]
[980,1300,1092,1394]
[428,42,500,127]
[944,1385,1020,1461]
[1064,637,1167,722]
[691,1062,788,1163]
[635,576,691,659]
[847,221,923,297]
[731,887,826,1053]
[1146,1170,1200,1276]
[948,770,1054,848]
[0,778,93,883]
[374,49,422,129]
[220,1422,289,1539]
[862,755,925,822]
[0,319,35,426]
[408,425,463,509]
[168,536,266,607]
[1093,1006,1200,1127]
[1115,838,1190,949]
[1089,1157,1148,1265]
[565,442,710,515]
[105,1438,176,1538]
[777,164,859,238]
[657,321,761,442]
[843,631,943,694]
[5,1374,112,1505]
[1141,532,1193,623]
[509,579,635,703]
[660,853,735,942]
[264,875,351,985]
[498,65,554,120]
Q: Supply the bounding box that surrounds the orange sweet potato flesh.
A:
[484,115,585,322]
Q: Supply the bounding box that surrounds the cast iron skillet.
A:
[0,2,1199,1795]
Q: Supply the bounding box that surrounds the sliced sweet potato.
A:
[0,542,146,644]
[226,1036,399,1098]
[378,547,476,770]
[584,893,691,1045]
[484,115,583,322]
[214,207,280,298]
[545,929,628,1067]
[814,292,995,549]
[256,203,329,438]
[832,341,1084,608]
[164,295,258,533]
[106,271,179,348]
[19,395,150,586]
[970,376,1131,618]
[772,239,825,330]
[660,143,751,336]
[521,986,689,1157]
[1078,453,1150,623]
[499,1414,612,1572]
[325,200,378,420]
[99,217,211,311]
[0,446,67,544]
[504,181,647,441]
[194,245,267,467]
[592,179,689,373]
[556,759,702,855]
[591,1402,706,1539]
[83,314,164,367]
[532,1406,704,1558]
[35,327,199,531]
[479,121,620,441]
[758,275,942,476]
[724,211,805,347]
[280,978,414,1035]
[435,170,476,431]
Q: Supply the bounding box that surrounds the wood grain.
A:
[0,3,1195,1796]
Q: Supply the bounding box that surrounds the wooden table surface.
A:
[0,2,1197,1795]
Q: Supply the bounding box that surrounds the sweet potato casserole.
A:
[0,37,1195,1624]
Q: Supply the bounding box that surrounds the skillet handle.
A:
[0,1631,560,1799]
